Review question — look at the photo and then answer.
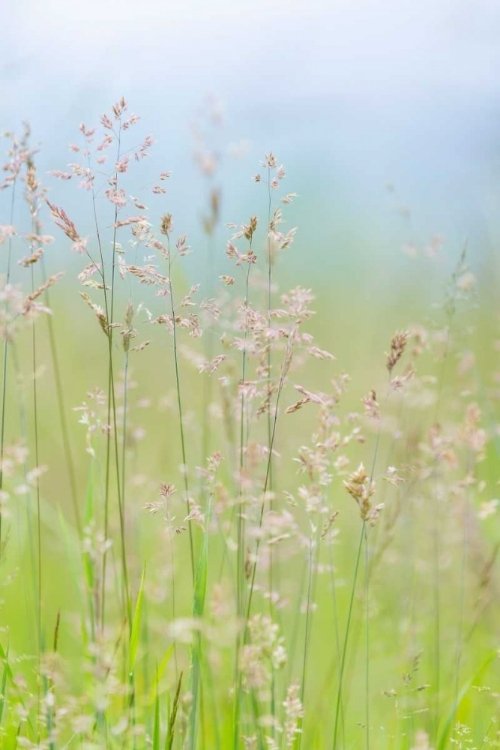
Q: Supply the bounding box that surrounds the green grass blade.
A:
[153,670,161,750]
[148,644,174,705]
[129,566,146,674]
[0,640,10,723]
[189,485,215,748]
[437,650,496,750]
[166,671,183,750]
[83,466,95,594]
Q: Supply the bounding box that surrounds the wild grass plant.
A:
[0,99,499,749]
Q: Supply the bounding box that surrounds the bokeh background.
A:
[3,0,500,288]
[2,2,500,746]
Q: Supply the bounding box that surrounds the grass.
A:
[0,99,499,749]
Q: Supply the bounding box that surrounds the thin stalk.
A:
[95,125,131,629]
[89,168,113,629]
[125,318,140,745]
[357,391,387,750]
[429,247,466,736]
[451,453,473,738]
[121,264,141,624]
[286,560,307,687]
[189,473,216,750]
[266,162,273,505]
[0,180,17,554]
[297,522,322,749]
[40,256,81,535]
[201,229,216,466]
[23,162,46,732]
[332,397,384,748]
[121,347,130,543]
[12,343,38,657]
[166,236,195,581]
[246,334,292,622]
[237,261,252,618]
[238,360,287,741]
[332,523,365,749]
[364,523,370,750]
[165,235,198,747]
[232,261,252,750]
[430,312,452,739]
[432,515,441,740]
[198,638,221,749]
[27,145,81,537]
[328,542,345,746]
[169,541,179,678]
[30,262,43,738]
[265,165,279,740]
[166,672,183,750]
[234,340,289,746]
[219,246,254,589]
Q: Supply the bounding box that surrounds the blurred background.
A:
[3,0,500,294]
[1,4,500,744]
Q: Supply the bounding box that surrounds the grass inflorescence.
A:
[0,99,498,749]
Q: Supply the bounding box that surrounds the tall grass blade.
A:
[166,671,183,750]
[129,567,146,675]
[437,650,496,750]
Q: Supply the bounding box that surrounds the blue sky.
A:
[2,0,500,285]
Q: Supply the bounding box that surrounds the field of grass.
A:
[0,100,499,749]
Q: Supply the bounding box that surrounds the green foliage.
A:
[0,106,499,750]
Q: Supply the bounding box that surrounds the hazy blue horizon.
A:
[3,0,500,288]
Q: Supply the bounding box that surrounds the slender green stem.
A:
[237,262,251,619]
[234,340,290,745]
[0,180,17,555]
[169,540,179,679]
[201,229,216,466]
[166,240,195,581]
[40,256,81,535]
[266,162,273,521]
[265,167,280,738]
[11,344,38,644]
[232,261,252,750]
[432,512,441,739]
[245,332,292,622]
[297,522,322,749]
[286,559,307,687]
[91,126,130,630]
[30,261,43,741]
[431,309,453,738]
[451,453,473,738]
[328,542,345,746]
[364,523,370,750]
[333,523,365,749]
[165,236,198,748]
[89,164,112,631]
[109,128,131,626]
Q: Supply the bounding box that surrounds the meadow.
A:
[0,98,499,749]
